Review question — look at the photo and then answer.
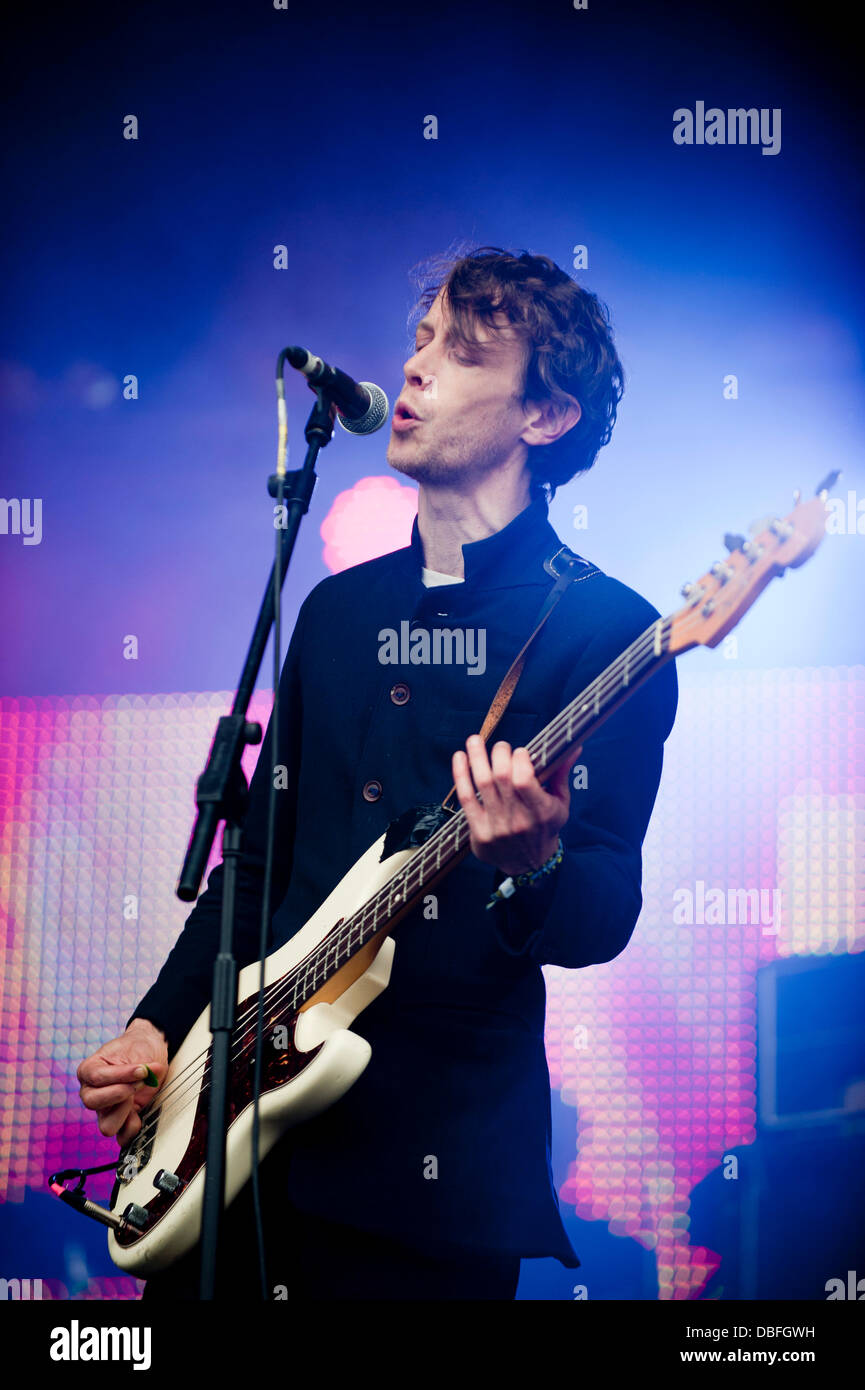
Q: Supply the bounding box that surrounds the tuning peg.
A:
[816,469,841,498]
[680,581,707,603]
[724,532,746,553]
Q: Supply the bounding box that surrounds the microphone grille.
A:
[338,383,390,436]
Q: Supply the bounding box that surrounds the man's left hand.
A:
[452,736,581,878]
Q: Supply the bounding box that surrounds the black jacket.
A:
[131,495,678,1267]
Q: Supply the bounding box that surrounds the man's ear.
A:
[520,395,582,448]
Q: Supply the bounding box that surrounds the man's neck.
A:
[415,473,534,578]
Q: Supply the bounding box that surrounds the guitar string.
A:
[126,613,678,1149]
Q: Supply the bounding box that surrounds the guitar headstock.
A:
[667,477,835,655]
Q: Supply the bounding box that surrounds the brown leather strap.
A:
[441,545,594,810]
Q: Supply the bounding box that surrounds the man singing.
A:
[77,246,678,1300]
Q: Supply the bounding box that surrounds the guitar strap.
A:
[440,543,597,811]
[380,543,597,861]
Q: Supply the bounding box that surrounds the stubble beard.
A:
[386,425,512,489]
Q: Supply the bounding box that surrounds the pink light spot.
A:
[320,476,418,574]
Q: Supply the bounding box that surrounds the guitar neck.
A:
[299,615,673,1002]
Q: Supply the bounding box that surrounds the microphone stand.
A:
[176,384,336,1301]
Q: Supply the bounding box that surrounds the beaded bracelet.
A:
[485,836,565,910]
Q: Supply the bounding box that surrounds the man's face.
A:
[386,291,531,487]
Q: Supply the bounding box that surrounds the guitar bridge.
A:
[115,1117,156,1186]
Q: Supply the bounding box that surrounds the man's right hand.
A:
[77,1019,169,1147]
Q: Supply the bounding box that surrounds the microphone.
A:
[283,346,389,436]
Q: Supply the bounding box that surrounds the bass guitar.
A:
[50,482,832,1273]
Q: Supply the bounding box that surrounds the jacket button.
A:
[390,682,410,706]
[362,779,383,802]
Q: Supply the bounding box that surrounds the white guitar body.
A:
[107,832,418,1274]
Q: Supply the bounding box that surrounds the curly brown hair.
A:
[411,245,624,499]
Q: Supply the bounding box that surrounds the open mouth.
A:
[392,401,423,432]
